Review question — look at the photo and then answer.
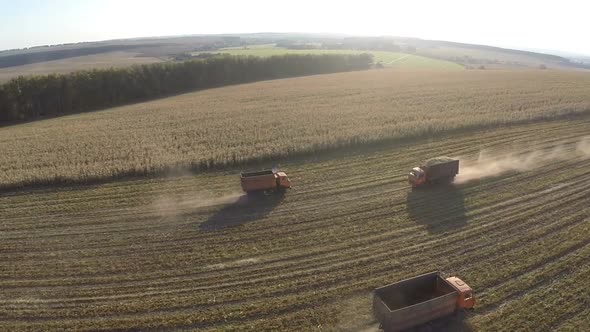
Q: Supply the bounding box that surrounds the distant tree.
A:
[478,65,486,70]
[405,45,417,53]
[539,64,547,69]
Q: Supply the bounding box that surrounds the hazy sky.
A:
[1,0,589,55]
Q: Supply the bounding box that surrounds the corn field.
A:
[1,69,590,188]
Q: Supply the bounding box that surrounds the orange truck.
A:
[408,157,459,188]
[373,272,475,332]
[240,169,291,195]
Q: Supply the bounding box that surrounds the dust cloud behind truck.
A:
[408,157,459,187]
[240,169,291,195]
[373,272,475,332]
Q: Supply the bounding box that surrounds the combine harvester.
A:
[408,157,459,188]
[373,272,475,332]
[240,168,291,196]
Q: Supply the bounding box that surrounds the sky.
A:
[1,0,589,55]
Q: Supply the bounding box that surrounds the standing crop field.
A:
[2,69,590,189]
[1,117,589,331]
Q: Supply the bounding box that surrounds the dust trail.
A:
[153,192,244,218]
[577,136,590,156]
[456,136,590,184]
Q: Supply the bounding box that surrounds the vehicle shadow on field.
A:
[406,184,467,234]
[199,193,284,231]
[403,311,473,332]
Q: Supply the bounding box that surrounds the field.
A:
[0,51,163,82]
[415,44,572,69]
[209,45,463,70]
[2,33,583,84]
[3,69,590,189]
[2,114,589,331]
[0,42,461,83]
[2,66,590,331]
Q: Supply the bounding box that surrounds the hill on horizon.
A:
[0,33,587,82]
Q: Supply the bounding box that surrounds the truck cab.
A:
[445,276,476,309]
[408,167,426,186]
[275,171,292,190]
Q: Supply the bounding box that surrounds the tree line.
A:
[0,53,373,122]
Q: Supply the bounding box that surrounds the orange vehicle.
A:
[240,169,291,195]
[373,272,475,332]
[408,157,459,188]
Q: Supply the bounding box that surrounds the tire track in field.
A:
[3,169,588,294]
[5,171,590,320]
[2,157,588,292]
